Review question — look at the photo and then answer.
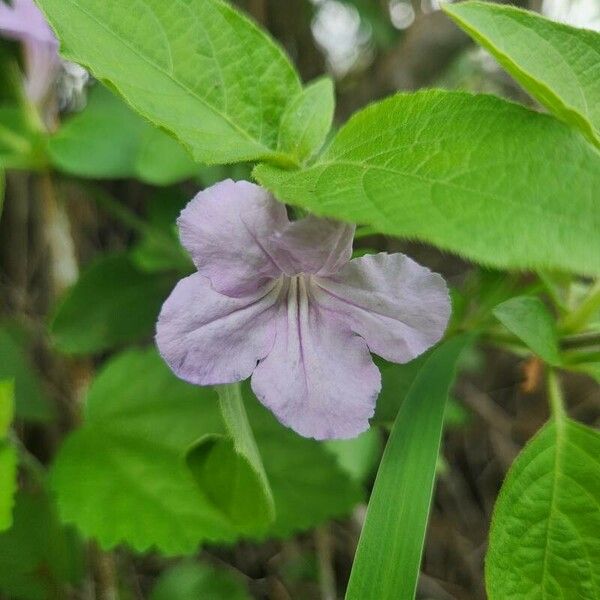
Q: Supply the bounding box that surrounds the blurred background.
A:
[0,0,599,598]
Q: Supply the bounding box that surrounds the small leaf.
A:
[255,90,600,277]
[278,77,335,163]
[50,254,175,354]
[346,336,471,600]
[493,296,562,365]
[187,435,273,534]
[150,562,251,600]
[37,0,301,165]
[486,418,600,599]
[49,86,199,185]
[51,350,361,554]
[444,1,600,147]
[186,383,275,535]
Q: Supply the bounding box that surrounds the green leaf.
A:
[0,324,54,422]
[51,350,361,554]
[50,254,175,354]
[493,296,562,365]
[186,383,275,535]
[37,0,301,165]
[486,417,600,599]
[49,85,200,185]
[255,90,600,277]
[150,562,251,600]
[443,1,600,148]
[0,490,84,600]
[278,77,335,163]
[346,336,470,600]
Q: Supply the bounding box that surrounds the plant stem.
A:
[38,171,79,296]
[9,431,46,485]
[547,370,566,424]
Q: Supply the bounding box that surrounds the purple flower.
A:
[156,180,451,440]
[0,0,60,105]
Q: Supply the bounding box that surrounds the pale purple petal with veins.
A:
[0,0,60,104]
[0,0,57,44]
[156,273,281,386]
[178,180,289,297]
[157,180,451,440]
[268,215,355,276]
[251,276,381,440]
[312,253,451,363]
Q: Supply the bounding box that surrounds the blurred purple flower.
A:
[0,0,60,104]
[156,180,451,440]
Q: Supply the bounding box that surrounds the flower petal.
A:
[313,253,451,363]
[0,0,57,45]
[156,273,281,385]
[177,180,289,297]
[269,216,355,276]
[23,40,61,104]
[251,276,380,440]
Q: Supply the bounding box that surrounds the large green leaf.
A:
[37,0,302,165]
[150,562,251,600]
[486,417,600,599]
[49,85,199,185]
[255,90,600,277]
[51,349,361,554]
[444,2,600,147]
[50,254,175,354]
[346,336,470,600]
[0,490,84,600]
[493,296,562,366]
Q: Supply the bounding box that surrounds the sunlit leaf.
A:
[255,90,600,276]
[37,0,302,165]
[486,418,600,599]
[51,350,361,554]
[444,1,600,147]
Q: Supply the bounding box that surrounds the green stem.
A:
[9,431,47,484]
[547,370,566,424]
[560,280,600,333]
